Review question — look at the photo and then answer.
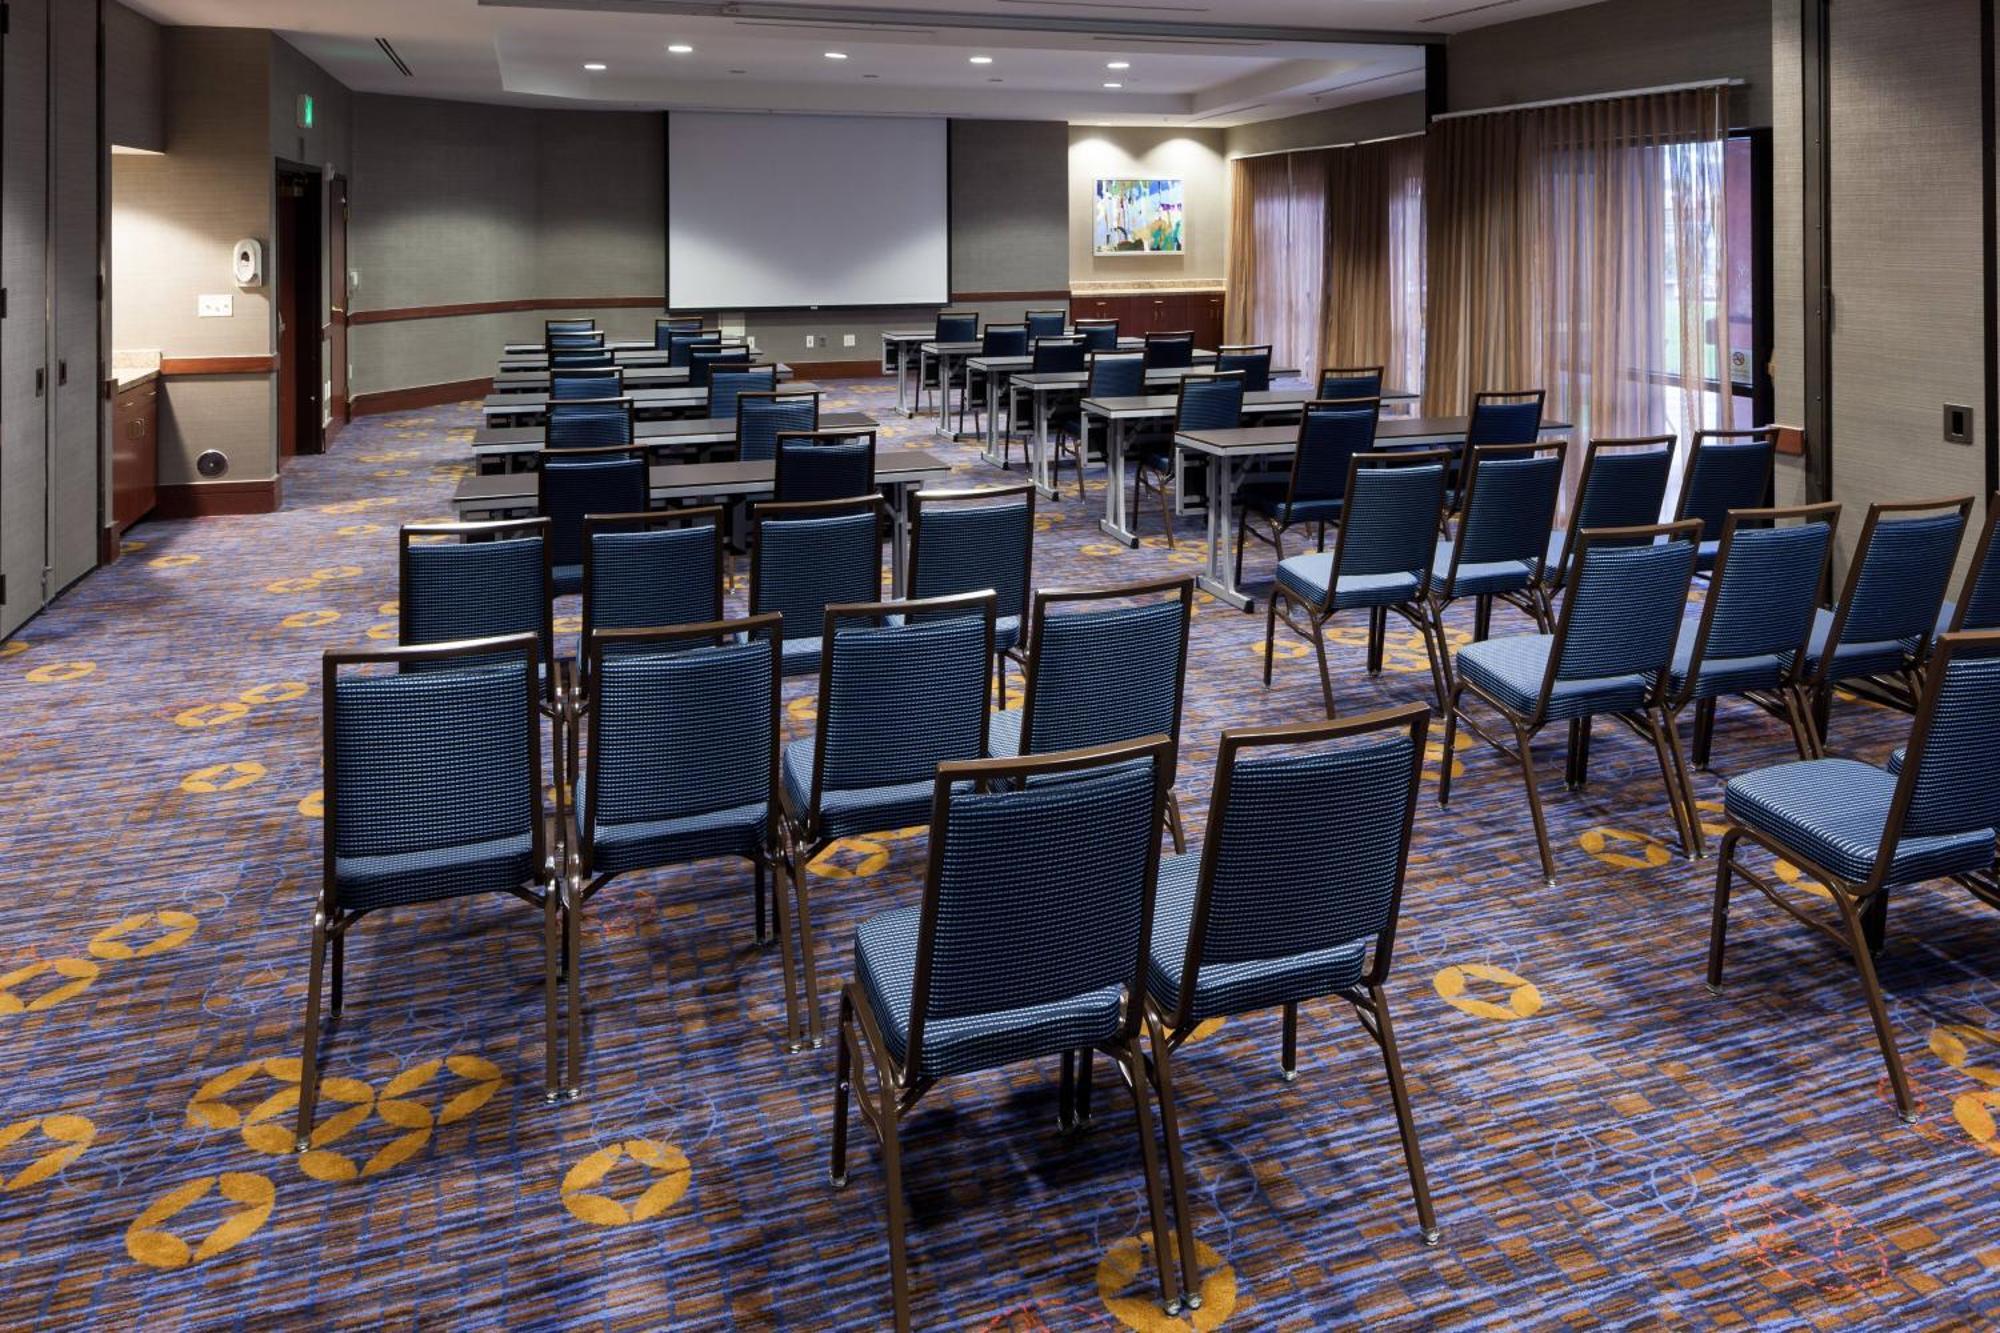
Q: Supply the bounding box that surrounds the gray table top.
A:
[1004,366,1304,389]
[455,447,952,507]
[1173,417,1575,457]
[473,406,869,453]
[481,379,821,417]
[491,362,793,392]
[924,338,1174,356]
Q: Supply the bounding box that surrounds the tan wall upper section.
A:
[1068,127,1229,289]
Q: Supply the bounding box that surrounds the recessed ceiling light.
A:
[667,44,693,54]
[824,51,847,60]
[969,55,993,64]
[1107,61,1130,70]
[583,62,607,71]
[1103,82,1123,89]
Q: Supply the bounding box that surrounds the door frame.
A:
[326,172,349,444]
[274,161,323,459]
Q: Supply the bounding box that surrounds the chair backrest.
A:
[1320,451,1449,601]
[774,427,877,505]
[653,316,706,347]
[1947,496,2000,633]
[550,348,614,369]
[1318,365,1384,400]
[1075,319,1120,352]
[1215,345,1273,393]
[324,635,545,910]
[980,323,1030,357]
[688,345,751,387]
[1555,436,1678,576]
[1143,331,1196,370]
[909,485,1036,629]
[397,519,554,692]
[1466,389,1545,446]
[1545,520,1700,698]
[1168,704,1428,1030]
[550,366,623,401]
[547,330,606,352]
[667,331,721,367]
[1675,503,1839,703]
[547,397,634,450]
[1173,371,1245,432]
[580,616,779,871]
[1087,350,1146,399]
[1675,429,1775,535]
[1891,629,2000,842]
[1285,397,1380,509]
[749,496,885,642]
[1030,336,1088,374]
[808,593,995,808]
[1024,309,1068,340]
[1440,443,1568,591]
[935,311,980,343]
[735,390,820,464]
[546,318,596,339]
[905,735,1175,1074]
[538,447,649,571]
[1812,496,1973,681]
[581,508,726,649]
[1020,575,1193,755]
[708,364,778,423]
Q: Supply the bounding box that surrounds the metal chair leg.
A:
[830,990,855,1185]
[294,910,329,1152]
[1165,791,1188,854]
[1473,594,1493,642]
[880,1070,914,1332]
[1438,683,1465,808]
[1692,697,1718,770]
[1512,719,1559,885]
[1280,1001,1298,1081]
[1262,592,1281,687]
[1366,606,1387,675]
[1643,708,1700,860]
[1143,1013,1202,1312]
[793,854,826,1047]
[1058,1050,1077,1131]
[564,884,585,1097]
[1658,706,1705,859]
[754,859,769,945]
[1373,985,1441,1244]
[1706,828,1739,992]
[1831,886,1918,1121]
[542,885,562,1102]
[773,828,809,1051]
[1077,1046,1095,1125]
[1311,611,1338,718]
[1116,1042,1185,1317]
[329,932,345,1017]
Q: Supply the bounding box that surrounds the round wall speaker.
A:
[196,450,230,478]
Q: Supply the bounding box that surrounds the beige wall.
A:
[1224,94,1427,160]
[1068,127,1229,288]
[105,1,165,153]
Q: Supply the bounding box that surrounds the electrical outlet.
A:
[804,334,816,349]
[1944,404,1973,445]
[843,333,856,348]
[198,294,234,318]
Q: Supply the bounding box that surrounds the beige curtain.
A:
[1223,151,1328,373]
[1422,87,1733,451]
[1322,136,1426,394]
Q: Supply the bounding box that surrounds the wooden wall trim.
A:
[949,290,1073,303]
[159,355,277,377]
[349,296,665,326]
[789,359,888,380]
[351,377,494,416]
[154,477,282,518]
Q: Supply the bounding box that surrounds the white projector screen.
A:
[667,112,950,309]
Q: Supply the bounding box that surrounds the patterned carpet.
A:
[2,378,1996,1330]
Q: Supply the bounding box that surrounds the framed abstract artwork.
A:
[1093,177,1185,255]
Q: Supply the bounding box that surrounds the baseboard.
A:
[154,477,283,519]
[789,360,888,380]
[99,524,124,567]
[351,377,494,416]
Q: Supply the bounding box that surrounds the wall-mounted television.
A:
[1093,177,1184,256]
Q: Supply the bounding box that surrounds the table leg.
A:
[891,343,908,417]
[1098,417,1139,547]
[889,483,913,596]
[936,351,953,436]
[1195,452,1253,612]
[1031,389,1057,501]
[981,374,1005,468]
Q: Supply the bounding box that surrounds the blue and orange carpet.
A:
[1,380,1995,1328]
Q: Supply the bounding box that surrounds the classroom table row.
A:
[480,377,815,432]
[471,405,869,472]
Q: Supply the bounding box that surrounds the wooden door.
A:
[326,174,349,440]
[276,172,299,460]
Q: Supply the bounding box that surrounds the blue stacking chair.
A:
[654,315,705,347]
[999,337,1089,473]
[1145,705,1439,1292]
[1264,451,1450,718]
[782,591,997,1048]
[547,398,634,451]
[1709,628,2000,1120]
[667,330,721,367]
[551,348,614,370]
[1466,389,1545,446]
[1075,318,1120,352]
[537,446,649,598]
[573,507,726,724]
[1025,308,1068,340]
[1318,365,1384,400]
[1800,496,1973,749]
[1143,330,1196,370]
[922,311,980,414]
[1137,371,1244,549]
[1052,350,1145,499]
[962,323,1030,434]
[1544,435,1676,605]
[689,345,752,388]
[398,518,557,708]
[547,330,604,352]
[774,427,877,506]
[830,733,1183,1331]
[908,484,1036,701]
[1425,442,1568,678]
[550,366,622,401]
[1214,344,1273,392]
[1235,397,1380,583]
[546,317,596,339]
[1439,519,1702,884]
[749,496,885,679]
[299,632,565,1148]
[708,364,778,424]
[1668,504,1840,796]
[1931,495,2000,643]
[571,614,789,1067]
[736,390,821,464]
[1675,428,1776,571]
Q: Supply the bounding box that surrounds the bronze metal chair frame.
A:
[907,484,1038,706]
[1708,628,2000,1121]
[1231,396,1382,586]
[777,589,997,1049]
[564,614,787,1087]
[830,734,1183,1331]
[397,517,560,709]
[1672,426,1777,525]
[299,632,568,1154]
[1842,493,2000,717]
[1438,520,1703,885]
[1542,435,1677,615]
[1135,370,1246,551]
[1261,449,1452,720]
[1015,574,1195,852]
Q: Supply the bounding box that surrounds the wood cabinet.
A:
[1069,291,1226,351]
[110,378,158,531]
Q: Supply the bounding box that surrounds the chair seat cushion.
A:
[1800,606,1911,684]
[1431,541,1534,597]
[1146,853,1368,1024]
[778,636,824,678]
[781,739,936,841]
[1666,621,1788,701]
[1274,554,1419,611]
[1724,758,1996,886]
[575,779,768,877]
[856,905,1127,1080]
[337,834,538,913]
[552,563,583,598]
[1456,634,1651,723]
[1241,481,1343,525]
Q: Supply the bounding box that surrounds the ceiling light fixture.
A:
[969,55,993,64]
[667,44,693,54]
[824,51,848,60]
[583,62,607,71]
[1107,61,1130,70]
[1103,81,1123,89]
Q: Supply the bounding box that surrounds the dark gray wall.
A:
[950,119,1068,294]
[1224,93,1426,159]
[105,0,165,153]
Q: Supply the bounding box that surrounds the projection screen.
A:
[667,112,950,309]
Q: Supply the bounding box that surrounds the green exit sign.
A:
[296,94,314,130]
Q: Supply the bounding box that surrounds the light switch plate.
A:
[843,334,857,347]
[1944,404,1973,445]
[198,294,234,318]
